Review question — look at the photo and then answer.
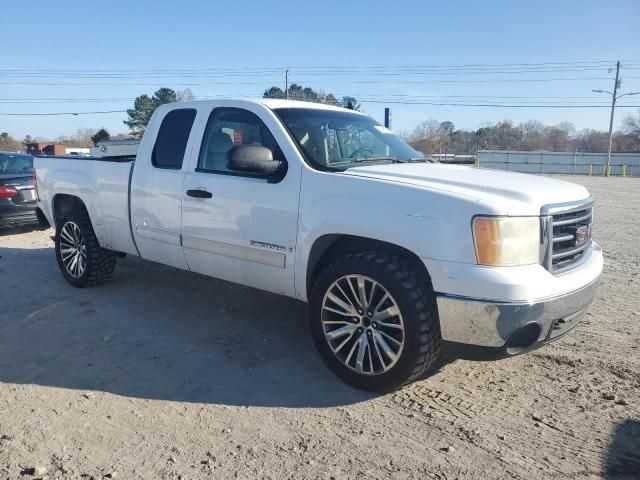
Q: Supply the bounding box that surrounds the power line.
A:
[3,76,640,87]
[2,60,640,83]
[2,94,636,106]
[354,100,640,108]
[1,59,637,73]
[0,93,629,102]
[3,103,640,116]
[0,110,126,116]
[0,99,621,106]
[1,67,635,78]
[0,97,618,104]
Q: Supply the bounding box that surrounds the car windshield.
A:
[0,154,34,174]
[274,108,424,170]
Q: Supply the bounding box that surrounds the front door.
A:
[181,106,301,297]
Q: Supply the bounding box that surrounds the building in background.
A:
[25,143,66,156]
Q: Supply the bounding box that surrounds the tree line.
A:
[0,128,126,151]
[404,114,640,155]
[263,84,359,110]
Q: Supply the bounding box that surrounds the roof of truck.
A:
[163,97,365,115]
[257,98,361,112]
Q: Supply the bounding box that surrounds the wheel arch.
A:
[306,234,432,300]
[52,193,89,227]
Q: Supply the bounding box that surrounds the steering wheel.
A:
[349,147,375,159]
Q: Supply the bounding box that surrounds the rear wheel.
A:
[55,209,116,287]
[310,251,441,392]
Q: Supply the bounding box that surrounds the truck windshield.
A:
[0,154,34,174]
[274,108,424,171]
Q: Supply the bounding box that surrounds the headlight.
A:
[473,216,540,266]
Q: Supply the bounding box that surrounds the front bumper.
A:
[434,243,602,357]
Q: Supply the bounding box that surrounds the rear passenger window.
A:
[152,108,196,169]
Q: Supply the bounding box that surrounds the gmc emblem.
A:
[575,225,591,246]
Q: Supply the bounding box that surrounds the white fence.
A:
[477,150,640,176]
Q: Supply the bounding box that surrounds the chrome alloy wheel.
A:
[59,221,87,278]
[321,274,405,375]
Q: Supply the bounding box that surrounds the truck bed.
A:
[34,155,138,255]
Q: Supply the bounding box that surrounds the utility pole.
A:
[605,61,620,177]
[593,62,639,176]
[284,68,289,99]
[384,108,392,129]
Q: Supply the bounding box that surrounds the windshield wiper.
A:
[352,156,404,164]
[407,157,433,163]
[409,157,440,163]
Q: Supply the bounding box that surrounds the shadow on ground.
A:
[604,419,640,479]
[0,225,41,237]
[0,245,383,408]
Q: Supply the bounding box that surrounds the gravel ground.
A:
[0,176,638,480]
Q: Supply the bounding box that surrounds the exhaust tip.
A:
[505,322,542,355]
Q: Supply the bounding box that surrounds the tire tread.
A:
[310,251,441,391]
[55,208,116,287]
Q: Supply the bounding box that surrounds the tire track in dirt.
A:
[390,360,621,478]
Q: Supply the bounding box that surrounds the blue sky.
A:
[1,0,639,139]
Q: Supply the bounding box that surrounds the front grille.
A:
[541,200,593,274]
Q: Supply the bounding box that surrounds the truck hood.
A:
[342,163,591,215]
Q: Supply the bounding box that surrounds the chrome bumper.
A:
[436,277,601,350]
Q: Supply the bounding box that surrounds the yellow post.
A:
[622,164,627,177]
[607,165,611,176]
[589,164,592,176]
[475,158,479,168]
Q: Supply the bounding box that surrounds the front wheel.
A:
[310,252,441,392]
[55,209,116,288]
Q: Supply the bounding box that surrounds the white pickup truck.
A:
[34,99,603,391]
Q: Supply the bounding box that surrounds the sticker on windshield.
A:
[373,125,393,134]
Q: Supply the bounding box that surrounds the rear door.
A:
[130,107,197,269]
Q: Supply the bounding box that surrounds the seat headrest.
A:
[207,131,233,152]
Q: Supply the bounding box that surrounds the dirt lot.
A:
[0,176,638,480]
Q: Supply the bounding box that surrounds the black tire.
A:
[55,208,116,288]
[310,251,441,392]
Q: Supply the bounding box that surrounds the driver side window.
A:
[197,108,282,174]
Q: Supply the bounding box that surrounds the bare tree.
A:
[176,88,195,102]
[622,109,640,138]
[407,119,449,154]
[0,132,23,151]
[407,117,640,154]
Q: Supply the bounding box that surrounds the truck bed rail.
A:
[34,155,135,163]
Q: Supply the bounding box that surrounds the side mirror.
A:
[227,145,283,177]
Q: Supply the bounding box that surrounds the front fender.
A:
[294,170,489,300]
